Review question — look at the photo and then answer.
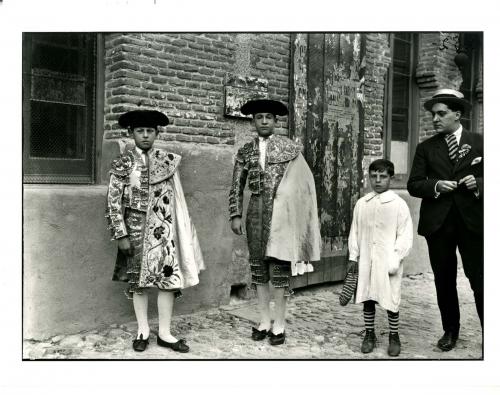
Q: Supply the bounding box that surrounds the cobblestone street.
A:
[23,268,482,360]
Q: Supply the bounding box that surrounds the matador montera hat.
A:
[240,99,288,117]
[424,89,471,113]
[118,109,169,129]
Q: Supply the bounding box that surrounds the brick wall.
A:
[103,33,291,147]
[249,34,290,102]
[475,47,483,134]
[362,32,483,166]
[362,33,391,169]
[416,32,470,141]
[102,31,481,175]
[249,34,291,134]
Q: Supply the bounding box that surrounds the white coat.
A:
[348,190,413,312]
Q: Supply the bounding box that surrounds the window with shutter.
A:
[384,33,419,185]
[23,33,97,184]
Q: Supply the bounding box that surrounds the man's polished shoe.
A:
[437,331,458,351]
[251,327,270,341]
[132,334,149,352]
[387,333,401,357]
[157,336,190,353]
[361,329,376,353]
[269,331,286,346]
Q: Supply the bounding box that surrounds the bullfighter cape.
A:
[266,153,322,264]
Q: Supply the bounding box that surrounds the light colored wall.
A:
[395,189,434,275]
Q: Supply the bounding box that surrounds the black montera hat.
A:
[240,99,288,117]
[423,89,471,112]
[118,110,169,129]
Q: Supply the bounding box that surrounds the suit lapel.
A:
[432,134,454,174]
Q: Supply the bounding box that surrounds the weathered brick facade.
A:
[417,32,464,140]
[361,32,483,173]
[362,33,391,169]
[249,34,290,101]
[104,33,236,145]
[104,33,290,146]
[104,32,482,163]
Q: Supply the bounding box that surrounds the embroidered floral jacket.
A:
[106,148,181,240]
[106,147,204,291]
[229,134,302,219]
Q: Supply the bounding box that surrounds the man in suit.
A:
[407,89,483,351]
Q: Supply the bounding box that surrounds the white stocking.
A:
[157,291,177,342]
[272,286,287,334]
[256,283,272,331]
[132,292,150,339]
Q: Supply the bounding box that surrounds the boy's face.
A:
[369,169,392,194]
[254,112,276,138]
[132,127,158,150]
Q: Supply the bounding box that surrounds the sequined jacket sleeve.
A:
[105,154,134,240]
[229,146,250,219]
[106,174,129,240]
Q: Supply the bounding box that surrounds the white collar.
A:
[364,190,397,203]
[135,147,148,163]
[258,134,274,142]
[451,124,463,144]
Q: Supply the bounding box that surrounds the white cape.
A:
[266,153,322,275]
[172,171,205,288]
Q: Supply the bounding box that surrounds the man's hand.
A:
[117,237,134,257]
[231,216,243,235]
[347,260,358,274]
[436,180,458,193]
[458,175,478,191]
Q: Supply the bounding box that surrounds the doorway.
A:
[289,33,365,287]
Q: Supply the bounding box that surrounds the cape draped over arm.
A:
[171,170,205,288]
[265,153,322,270]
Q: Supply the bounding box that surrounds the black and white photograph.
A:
[21,29,485,360]
[2,0,500,394]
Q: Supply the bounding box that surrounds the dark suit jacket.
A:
[407,129,483,236]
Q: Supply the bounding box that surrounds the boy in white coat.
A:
[347,159,413,357]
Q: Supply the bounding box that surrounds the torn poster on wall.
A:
[224,74,268,118]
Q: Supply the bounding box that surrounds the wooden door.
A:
[290,33,365,287]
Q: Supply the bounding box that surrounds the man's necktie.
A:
[445,133,458,162]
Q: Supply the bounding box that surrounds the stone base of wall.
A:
[23,185,134,340]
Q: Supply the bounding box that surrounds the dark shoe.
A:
[361,329,376,353]
[269,331,286,346]
[157,336,190,353]
[387,333,401,357]
[132,334,149,352]
[437,331,458,351]
[251,327,270,341]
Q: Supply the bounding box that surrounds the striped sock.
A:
[364,309,375,331]
[387,310,399,334]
